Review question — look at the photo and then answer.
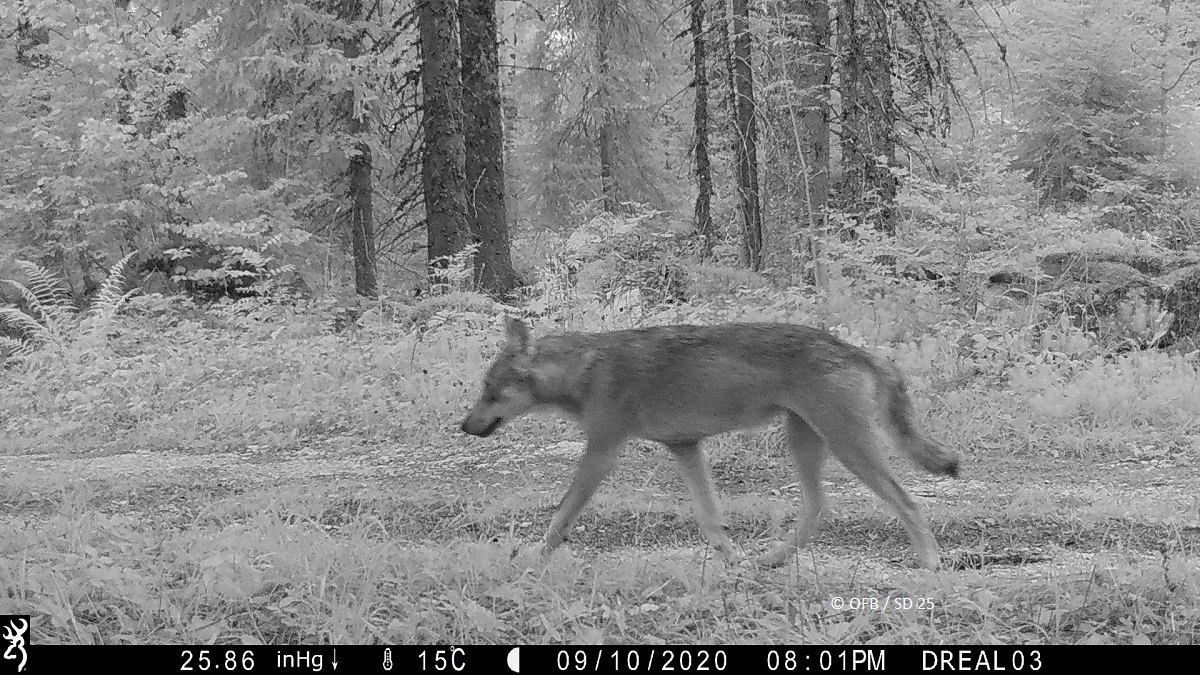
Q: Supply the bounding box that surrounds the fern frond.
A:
[0,335,36,361]
[79,252,138,341]
[0,307,51,343]
[88,252,137,320]
[0,335,27,353]
[5,262,76,337]
[0,279,43,316]
[82,290,137,340]
[13,260,72,309]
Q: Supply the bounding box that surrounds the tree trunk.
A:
[421,0,470,278]
[347,130,377,297]
[1155,0,1173,147]
[337,0,377,297]
[793,0,831,281]
[691,0,715,259]
[730,0,763,270]
[461,0,519,296]
[597,0,619,213]
[837,0,897,234]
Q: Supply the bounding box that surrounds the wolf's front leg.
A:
[543,435,624,555]
[668,441,735,562]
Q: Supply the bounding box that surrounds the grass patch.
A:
[2,296,1199,644]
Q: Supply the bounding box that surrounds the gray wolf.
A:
[461,318,958,569]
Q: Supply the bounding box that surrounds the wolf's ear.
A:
[504,317,533,353]
[531,347,596,389]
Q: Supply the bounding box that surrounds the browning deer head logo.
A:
[2,618,27,673]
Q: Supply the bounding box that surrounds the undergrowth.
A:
[1,233,1198,645]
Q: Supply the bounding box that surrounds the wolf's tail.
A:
[882,365,959,477]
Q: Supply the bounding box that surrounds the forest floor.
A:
[3,409,1198,644]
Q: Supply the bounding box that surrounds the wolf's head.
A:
[460,317,542,437]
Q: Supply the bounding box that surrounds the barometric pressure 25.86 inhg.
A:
[179,649,257,671]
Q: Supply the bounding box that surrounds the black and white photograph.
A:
[1,0,1198,653]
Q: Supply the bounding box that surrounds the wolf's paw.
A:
[541,537,569,559]
[917,551,942,571]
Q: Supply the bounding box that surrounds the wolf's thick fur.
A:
[461,318,958,569]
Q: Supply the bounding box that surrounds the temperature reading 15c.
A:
[419,647,466,671]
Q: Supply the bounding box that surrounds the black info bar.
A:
[8,644,1169,674]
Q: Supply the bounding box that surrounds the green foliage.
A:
[0,254,135,364]
[0,296,489,451]
[5,499,1197,643]
[0,260,75,347]
[519,209,697,328]
[80,253,138,337]
[0,1,375,296]
[1005,0,1200,206]
[681,262,771,297]
[4,250,1200,643]
[508,0,689,228]
[429,243,481,296]
[5,0,1200,648]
